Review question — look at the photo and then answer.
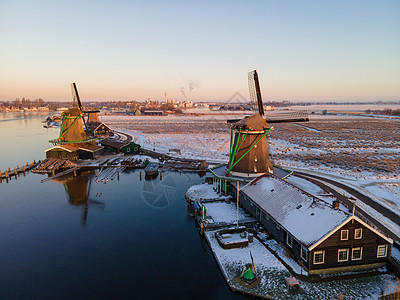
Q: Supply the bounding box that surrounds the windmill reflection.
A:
[53,172,105,225]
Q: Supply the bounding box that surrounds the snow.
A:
[287,175,325,196]
[185,183,231,201]
[258,233,306,275]
[203,201,252,224]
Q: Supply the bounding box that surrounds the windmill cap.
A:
[234,114,267,131]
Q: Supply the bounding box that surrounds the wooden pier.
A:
[0,161,39,181]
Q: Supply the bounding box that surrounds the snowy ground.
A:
[186,183,231,201]
[202,201,252,224]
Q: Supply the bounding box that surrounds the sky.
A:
[0,0,399,102]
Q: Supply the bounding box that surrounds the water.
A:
[0,113,247,299]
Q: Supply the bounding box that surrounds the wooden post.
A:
[8,167,10,172]
[26,162,29,166]
[0,170,2,177]
[5,170,8,178]
[237,180,239,228]
[200,222,204,235]
[14,168,17,175]
[117,171,119,180]
[140,171,142,181]
[23,165,25,172]
[17,164,19,169]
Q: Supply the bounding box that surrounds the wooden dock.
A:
[0,161,39,180]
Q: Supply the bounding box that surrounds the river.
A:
[0,113,246,299]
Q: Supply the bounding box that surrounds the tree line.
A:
[365,108,400,116]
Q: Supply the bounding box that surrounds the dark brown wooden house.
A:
[87,122,113,138]
[239,173,393,274]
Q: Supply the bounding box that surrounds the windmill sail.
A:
[248,70,264,116]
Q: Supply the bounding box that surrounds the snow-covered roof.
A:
[241,173,350,248]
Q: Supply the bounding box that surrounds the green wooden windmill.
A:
[50,83,97,145]
[226,70,308,177]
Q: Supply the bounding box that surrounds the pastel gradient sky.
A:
[0,0,399,102]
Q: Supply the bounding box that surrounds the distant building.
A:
[238,173,393,274]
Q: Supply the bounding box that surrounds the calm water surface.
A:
[0,113,246,299]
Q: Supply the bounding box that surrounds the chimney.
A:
[332,200,340,209]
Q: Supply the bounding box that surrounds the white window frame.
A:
[340,230,349,241]
[338,248,349,262]
[301,246,307,261]
[377,245,388,258]
[314,250,325,264]
[354,228,362,239]
[352,247,363,260]
[286,234,293,248]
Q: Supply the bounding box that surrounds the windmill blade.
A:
[264,110,309,123]
[71,83,83,111]
[248,70,264,116]
[71,82,90,134]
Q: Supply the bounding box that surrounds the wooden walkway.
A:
[0,161,38,179]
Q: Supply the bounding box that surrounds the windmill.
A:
[55,106,89,145]
[226,70,309,177]
[50,84,99,145]
[71,83,101,128]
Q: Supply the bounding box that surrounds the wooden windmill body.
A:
[51,83,98,145]
[229,114,273,177]
[58,106,89,144]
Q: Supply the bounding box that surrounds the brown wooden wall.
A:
[310,219,391,270]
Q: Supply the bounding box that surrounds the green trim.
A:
[59,115,81,139]
[227,127,272,174]
[228,128,241,169]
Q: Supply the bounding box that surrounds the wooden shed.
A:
[45,145,80,160]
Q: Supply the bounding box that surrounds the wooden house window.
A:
[338,249,349,262]
[352,247,362,260]
[301,246,307,261]
[314,250,325,264]
[286,234,293,248]
[354,228,362,239]
[340,230,349,241]
[377,245,388,258]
